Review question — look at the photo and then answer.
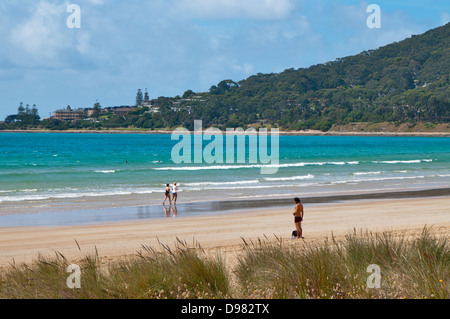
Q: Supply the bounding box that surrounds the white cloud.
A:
[247,15,310,44]
[9,2,66,67]
[198,55,254,89]
[87,0,106,5]
[175,0,294,20]
[441,12,450,25]
[6,1,93,69]
[209,35,231,51]
[319,2,427,58]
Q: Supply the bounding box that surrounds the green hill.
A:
[187,22,449,131]
[3,23,449,132]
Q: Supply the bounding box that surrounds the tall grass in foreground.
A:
[235,228,449,299]
[0,239,230,299]
[111,239,230,299]
[0,228,448,299]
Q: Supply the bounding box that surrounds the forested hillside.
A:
[180,22,449,131]
[2,23,449,132]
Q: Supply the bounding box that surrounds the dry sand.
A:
[0,196,449,268]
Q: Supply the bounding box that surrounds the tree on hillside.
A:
[135,89,143,106]
[210,80,239,95]
[182,90,195,99]
[31,104,40,122]
[17,102,25,118]
[4,114,17,124]
[7,102,41,126]
[92,101,102,119]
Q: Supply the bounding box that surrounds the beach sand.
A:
[0,196,449,268]
[3,128,450,136]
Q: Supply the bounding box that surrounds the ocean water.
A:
[0,132,449,225]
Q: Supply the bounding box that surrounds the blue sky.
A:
[0,0,448,120]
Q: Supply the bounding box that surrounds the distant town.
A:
[0,87,210,131]
[2,88,203,122]
[50,88,207,121]
[52,93,156,122]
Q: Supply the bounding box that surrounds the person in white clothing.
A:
[172,182,178,204]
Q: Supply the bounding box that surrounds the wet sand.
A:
[1,188,449,227]
[0,195,449,268]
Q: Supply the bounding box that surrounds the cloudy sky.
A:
[0,0,448,120]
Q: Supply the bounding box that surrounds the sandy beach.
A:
[2,129,450,137]
[1,196,449,268]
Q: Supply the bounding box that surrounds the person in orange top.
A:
[293,197,304,239]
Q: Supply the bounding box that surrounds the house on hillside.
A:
[113,107,133,117]
[52,106,87,121]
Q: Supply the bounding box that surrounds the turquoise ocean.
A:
[0,132,449,226]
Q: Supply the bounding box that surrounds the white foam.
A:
[0,188,156,203]
[353,171,382,176]
[352,175,426,182]
[372,159,432,164]
[95,170,116,174]
[154,161,359,171]
[264,174,314,181]
[184,180,260,187]
[185,183,316,191]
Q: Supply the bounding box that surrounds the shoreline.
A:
[1,129,450,137]
[1,187,449,228]
[0,196,449,268]
[194,187,450,209]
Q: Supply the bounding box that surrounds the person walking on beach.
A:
[163,184,171,205]
[172,182,178,204]
[293,197,304,239]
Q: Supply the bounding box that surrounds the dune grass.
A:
[235,228,449,299]
[0,228,448,299]
[0,238,230,299]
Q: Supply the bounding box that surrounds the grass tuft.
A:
[234,227,449,299]
[0,228,447,299]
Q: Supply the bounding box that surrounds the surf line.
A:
[171,120,280,175]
